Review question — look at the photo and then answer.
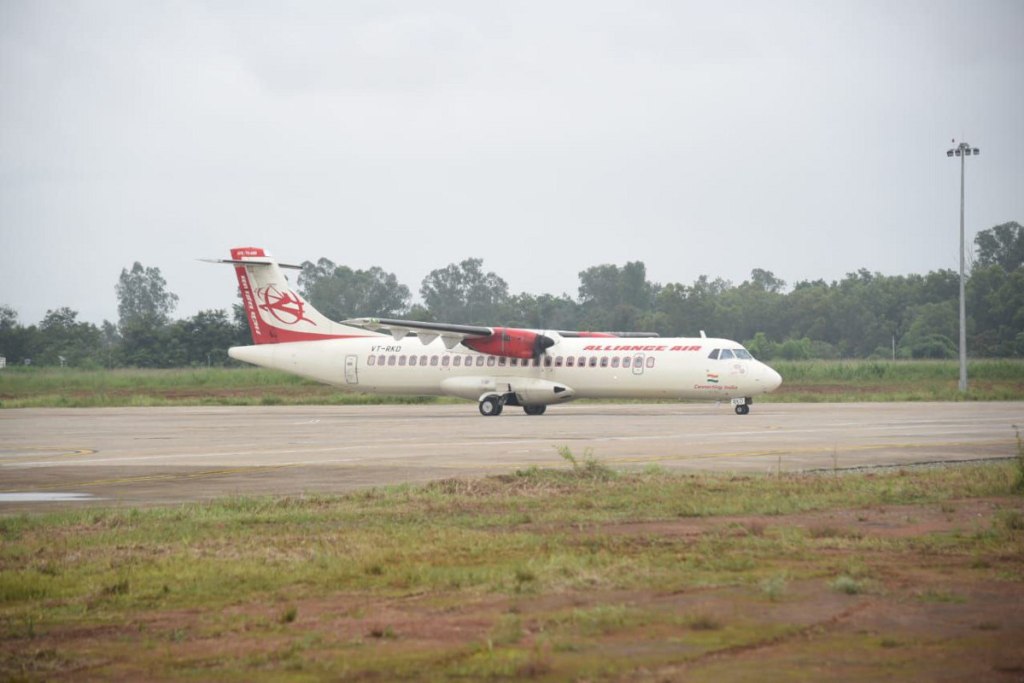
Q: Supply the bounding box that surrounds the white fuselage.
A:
[229,334,782,404]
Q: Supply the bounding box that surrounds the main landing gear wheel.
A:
[735,404,750,415]
[523,405,547,416]
[479,396,504,416]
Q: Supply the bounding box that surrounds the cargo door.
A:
[345,355,359,384]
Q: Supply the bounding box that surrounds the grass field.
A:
[2,458,1023,680]
[1,359,1022,408]
[2,360,1022,677]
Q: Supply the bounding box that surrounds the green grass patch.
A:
[763,358,1024,402]
[1,359,1022,407]
[2,460,1023,680]
[0,366,454,408]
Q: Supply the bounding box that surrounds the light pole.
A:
[946,140,979,393]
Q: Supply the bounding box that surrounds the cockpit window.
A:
[708,349,720,360]
[719,349,735,360]
[734,349,753,360]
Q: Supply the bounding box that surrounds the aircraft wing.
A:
[342,317,494,349]
[342,317,557,358]
[557,330,660,338]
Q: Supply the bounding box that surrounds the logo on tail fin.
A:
[257,286,315,326]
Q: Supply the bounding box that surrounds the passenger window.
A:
[487,356,496,366]
[368,355,375,366]
[408,356,417,366]
[498,357,507,367]
[388,355,396,366]
[589,357,598,367]
[476,356,485,367]
[431,356,439,366]
[453,356,461,367]
[579,356,586,367]
[543,356,552,367]
[646,357,655,368]
[379,355,387,366]
[600,357,609,367]
[398,356,407,366]
[442,356,450,367]
[719,349,735,360]
[708,349,720,360]
[555,356,563,367]
[566,357,574,367]
[622,357,631,368]
[611,357,620,368]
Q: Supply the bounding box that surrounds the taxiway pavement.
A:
[1,402,1021,512]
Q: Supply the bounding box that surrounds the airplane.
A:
[207,247,782,416]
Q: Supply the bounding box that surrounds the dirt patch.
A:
[602,497,1016,540]
[3,498,1022,681]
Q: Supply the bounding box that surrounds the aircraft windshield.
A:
[709,347,755,361]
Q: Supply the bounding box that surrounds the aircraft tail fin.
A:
[206,247,374,344]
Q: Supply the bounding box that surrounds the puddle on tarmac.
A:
[0,492,101,503]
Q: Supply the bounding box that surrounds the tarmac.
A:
[1,401,1021,512]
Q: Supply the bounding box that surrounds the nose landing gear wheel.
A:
[479,396,504,416]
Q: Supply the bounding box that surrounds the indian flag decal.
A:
[706,373,719,384]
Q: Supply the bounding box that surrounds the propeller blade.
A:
[533,334,555,359]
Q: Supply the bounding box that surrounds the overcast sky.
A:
[2,0,1022,326]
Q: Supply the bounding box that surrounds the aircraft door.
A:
[632,353,645,375]
[345,355,359,384]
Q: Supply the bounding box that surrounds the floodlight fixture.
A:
[945,140,979,393]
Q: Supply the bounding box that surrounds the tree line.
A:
[1,221,1021,368]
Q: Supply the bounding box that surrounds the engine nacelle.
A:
[461,327,555,359]
[439,376,574,406]
[440,376,498,400]
[508,378,575,406]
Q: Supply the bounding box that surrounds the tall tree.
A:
[116,262,178,367]
[578,262,657,310]
[974,221,1024,272]
[577,262,658,331]
[167,309,241,366]
[420,258,509,324]
[899,302,958,359]
[505,293,581,331]
[0,305,37,365]
[116,262,178,328]
[967,265,1024,356]
[298,258,410,320]
[36,307,103,366]
[747,268,786,294]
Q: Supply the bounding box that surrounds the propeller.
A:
[533,333,556,360]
